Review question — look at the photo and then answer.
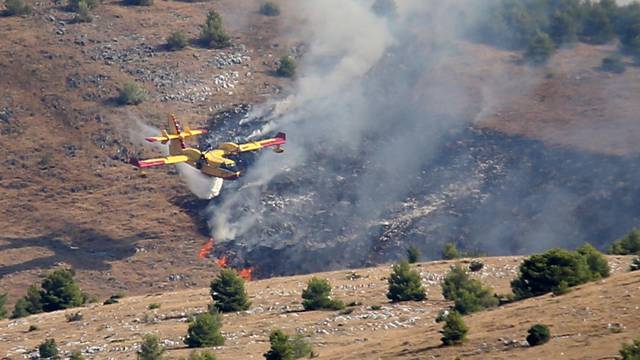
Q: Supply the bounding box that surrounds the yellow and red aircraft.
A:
[131,115,286,180]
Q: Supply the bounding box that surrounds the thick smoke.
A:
[203,0,640,275]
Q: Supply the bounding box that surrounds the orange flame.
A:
[198,238,214,259]
[238,267,253,281]
[216,256,228,268]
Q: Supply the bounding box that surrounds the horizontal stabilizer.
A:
[130,155,190,168]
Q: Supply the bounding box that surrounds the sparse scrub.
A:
[630,257,640,271]
[200,10,231,49]
[117,82,147,106]
[137,334,165,360]
[4,0,32,16]
[276,56,296,78]
[441,265,498,314]
[148,303,161,310]
[406,245,420,263]
[210,269,251,312]
[39,338,59,359]
[526,324,551,346]
[182,350,217,360]
[301,277,344,311]
[166,31,187,51]
[70,351,85,360]
[185,311,225,348]
[123,0,152,6]
[73,0,93,23]
[370,305,382,310]
[601,57,626,73]
[260,1,280,16]
[263,329,313,360]
[386,261,426,302]
[68,0,97,11]
[619,337,640,360]
[441,243,459,260]
[0,292,7,319]
[511,248,594,299]
[525,31,555,65]
[28,324,39,332]
[440,311,468,346]
[610,229,640,255]
[66,311,83,322]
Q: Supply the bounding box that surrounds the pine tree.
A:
[40,268,84,312]
[210,269,251,312]
[440,312,468,346]
[0,292,7,319]
[301,277,344,311]
[386,261,426,302]
[185,311,225,348]
[137,334,165,360]
[200,10,231,49]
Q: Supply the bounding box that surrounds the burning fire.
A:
[216,256,228,268]
[198,238,214,259]
[238,267,253,281]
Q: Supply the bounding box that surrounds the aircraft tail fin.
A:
[143,115,208,155]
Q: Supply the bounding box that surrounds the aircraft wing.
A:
[130,155,190,168]
[145,129,208,143]
[237,132,286,152]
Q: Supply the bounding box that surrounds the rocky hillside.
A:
[0,256,637,359]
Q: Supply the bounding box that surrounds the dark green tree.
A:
[0,292,7,319]
[276,56,296,78]
[511,248,593,299]
[601,57,626,73]
[581,4,615,44]
[576,243,610,279]
[620,337,640,360]
[39,338,59,359]
[524,31,555,65]
[12,284,43,317]
[526,324,551,346]
[210,269,251,312]
[137,334,165,360]
[406,245,420,264]
[301,277,344,311]
[386,261,426,302]
[441,243,459,260]
[12,298,30,318]
[40,268,84,312]
[441,265,498,315]
[610,229,640,255]
[440,311,468,346]
[264,330,293,360]
[200,10,231,49]
[185,311,225,348]
[549,10,578,45]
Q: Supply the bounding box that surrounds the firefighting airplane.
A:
[131,115,286,180]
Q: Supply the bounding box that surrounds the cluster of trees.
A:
[476,0,640,65]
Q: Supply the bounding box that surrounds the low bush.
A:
[39,339,59,359]
[619,337,640,360]
[200,10,231,49]
[263,329,313,360]
[406,245,420,263]
[524,31,555,65]
[441,243,459,260]
[66,312,83,322]
[4,0,32,16]
[440,312,468,346]
[123,0,152,6]
[276,56,296,78]
[182,350,217,360]
[468,260,484,272]
[0,293,6,319]
[74,0,93,23]
[148,303,161,310]
[526,324,551,346]
[441,265,498,314]
[302,277,344,311]
[137,334,165,360]
[185,311,225,348]
[116,82,147,105]
[601,57,626,73]
[610,229,640,255]
[166,31,187,51]
[260,2,280,16]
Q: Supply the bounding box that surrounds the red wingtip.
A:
[276,132,286,141]
[129,158,141,167]
[145,137,158,142]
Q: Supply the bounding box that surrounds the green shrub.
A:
[576,243,610,279]
[166,31,187,51]
[581,4,615,44]
[511,248,593,299]
[123,0,152,6]
[70,351,85,360]
[525,31,555,65]
[185,311,225,348]
[526,324,551,346]
[260,2,280,16]
[39,338,59,359]
[441,243,459,260]
[182,350,217,360]
[601,57,626,73]
[549,10,578,45]
[103,297,119,305]
[40,268,84,312]
[148,303,161,310]
[631,257,640,271]
[0,292,6,319]
[200,10,231,49]
[386,261,426,302]
[210,269,251,313]
[276,56,296,78]
[620,338,640,360]
[68,0,97,11]
[12,298,30,318]
[74,0,92,23]
[406,245,420,264]
[66,311,83,322]
[441,265,498,315]
[440,312,468,346]
[263,329,313,360]
[551,280,570,296]
[370,305,382,311]
[117,82,147,106]
[301,277,344,311]
[469,261,484,272]
[4,0,31,16]
[138,334,165,360]
[611,229,640,255]
[28,324,39,332]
